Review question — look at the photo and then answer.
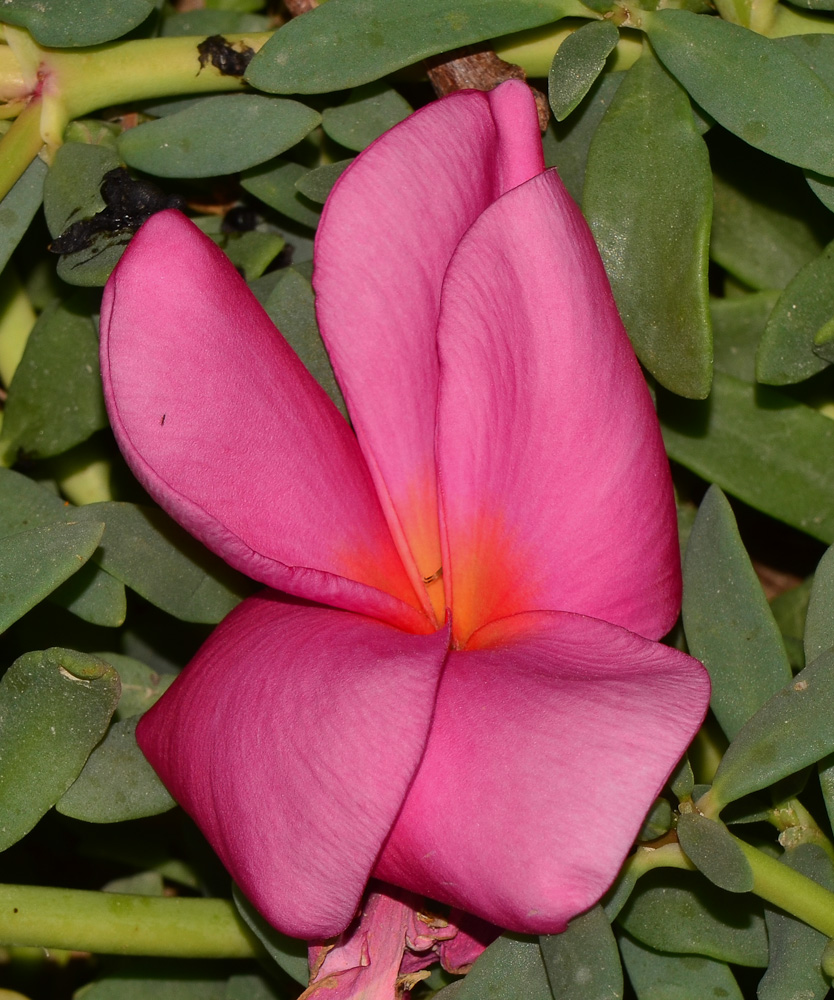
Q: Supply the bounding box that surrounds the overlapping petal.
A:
[314,82,544,610]
[373,611,710,933]
[100,212,426,632]
[435,170,681,646]
[135,592,450,938]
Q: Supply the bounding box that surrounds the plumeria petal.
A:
[435,170,681,646]
[314,82,544,615]
[100,211,426,632]
[373,611,710,933]
[135,592,450,938]
[302,887,428,1000]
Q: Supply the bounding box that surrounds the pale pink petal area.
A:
[302,887,429,1000]
[314,82,544,614]
[373,612,710,933]
[101,210,426,632]
[135,592,450,938]
[436,170,681,646]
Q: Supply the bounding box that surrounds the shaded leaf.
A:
[0,0,152,46]
[584,44,712,398]
[682,485,792,740]
[548,20,619,121]
[159,9,269,34]
[616,869,768,966]
[757,238,834,384]
[80,959,228,1000]
[49,559,128,628]
[241,158,322,229]
[0,157,47,275]
[100,652,175,721]
[617,933,743,1000]
[294,159,353,204]
[232,884,309,986]
[758,844,834,1000]
[544,70,623,205]
[0,471,251,623]
[645,10,834,175]
[57,716,175,823]
[540,905,623,999]
[0,522,104,633]
[441,934,553,999]
[676,814,754,892]
[246,0,593,93]
[710,648,834,809]
[322,81,412,151]
[769,576,812,672]
[70,502,253,624]
[0,649,120,850]
[659,372,834,545]
[0,294,108,460]
[806,545,834,661]
[708,130,832,292]
[264,268,347,417]
[711,291,779,383]
[118,95,321,178]
[637,798,673,842]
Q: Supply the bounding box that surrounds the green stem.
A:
[604,842,696,920]
[734,836,834,937]
[0,97,42,202]
[0,884,260,958]
[49,32,271,121]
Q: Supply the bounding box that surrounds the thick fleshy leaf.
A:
[101,210,425,632]
[435,171,680,645]
[136,594,449,938]
[314,82,544,617]
[373,611,709,933]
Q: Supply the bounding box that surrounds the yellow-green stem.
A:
[0,884,260,958]
[734,836,834,936]
[0,97,42,202]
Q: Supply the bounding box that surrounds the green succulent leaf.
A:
[118,95,321,178]
[616,869,768,966]
[0,293,108,460]
[645,10,834,175]
[676,814,755,893]
[659,372,834,545]
[584,43,712,399]
[710,648,834,809]
[57,716,175,823]
[617,933,743,1000]
[246,0,594,94]
[0,648,120,850]
[0,157,47,275]
[540,905,623,999]
[757,238,834,384]
[0,522,105,633]
[682,485,792,740]
[439,934,553,999]
[758,844,834,1000]
[548,19,619,121]
[322,81,412,151]
[0,0,153,47]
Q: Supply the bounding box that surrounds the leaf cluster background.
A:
[2,0,834,997]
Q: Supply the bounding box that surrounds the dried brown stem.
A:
[425,46,550,131]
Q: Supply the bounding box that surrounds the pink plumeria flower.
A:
[100,80,709,986]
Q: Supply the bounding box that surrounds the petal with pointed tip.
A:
[436,170,681,645]
[101,211,424,631]
[136,592,450,938]
[314,82,544,600]
[373,611,710,933]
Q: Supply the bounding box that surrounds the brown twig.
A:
[425,45,550,132]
